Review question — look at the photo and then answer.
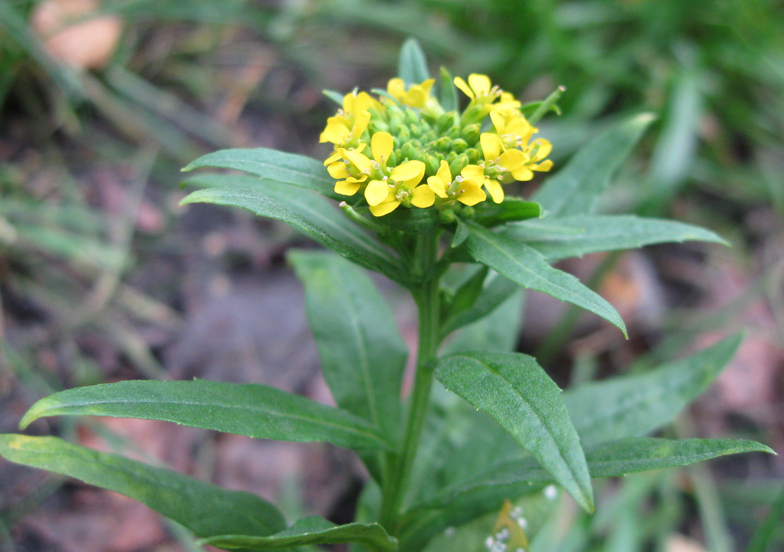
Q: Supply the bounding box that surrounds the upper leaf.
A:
[398,37,430,86]
[532,113,655,217]
[0,434,286,538]
[465,221,627,336]
[289,250,407,442]
[505,214,728,261]
[20,379,393,451]
[435,351,594,513]
[182,147,337,199]
[180,179,403,283]
[565,334,743,447]
[201,516,397,551]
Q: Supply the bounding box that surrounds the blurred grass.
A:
[1,1,782,551]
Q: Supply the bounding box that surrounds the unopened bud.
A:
[425,155,440,175]
[451,138,468,153]
[436,111,458,131]
[449,154,469,176]
[462,123,481,143]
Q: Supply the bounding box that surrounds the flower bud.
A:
[449,154,469,176]
[396,126,411,142]
[465,147,481,164]
[433,136,452,152]
[460,205,475,218]
[462,123,481,143]
[425,155,440,175]
[451,138,468,153]
[446,151,457,163]
[436,111,458,131]
[400,142,417,160]
[404,108,419,125]
[439,209,456,224]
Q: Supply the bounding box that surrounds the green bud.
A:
[385,103,403,120]
[466,147,481,164]
[449,154,469,176]
[439,209,456,224]
[446,151,457,163]
[452,138,468,153]
[404,108,419,125]
[396,126,411,142]
[447,126,461,139]
[410,124,422,138]
[460,206,475,219]
[433,136,452,152]
[388,113,403,134]
[425,155,440,175]
[387,151,398,166]
[370,120,390,134]
[436,111,458,132]
[462,123,481,144]
[400,142,416,160]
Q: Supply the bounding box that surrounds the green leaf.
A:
[400,437,772,552]
[201,516,397,551]
[20,380,392,451]
[289,250,406,441]
[435,351,594,513]
[442,289,524,355]
[420,437,773,510]
[465,222,627,336]
[565,334,743,447]
[532,113,655,216]
[180,181,403,282]
[440,271,520,337]
[182,147,337,199]
[439,66,458,112]
[505,215,728,261]
[473,198,542,227]
[398,37,430,85]
[0,434,285,538]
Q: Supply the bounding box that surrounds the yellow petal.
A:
[369,199,400,217]
[344,149,372,173]
[468,74,492,96]
[353,110,371,136]
[460,164,485,185]
[457,182,486,206]
[427,175,449,198]
[511,165,534,181]
[454,77,474,99]
[499,149,529,173]
[334,180,361,196]
[365,179,391,206]
[324,150,342,165]
[530,139,552,161]
[484,178,505,203]
[436,160,452,184]
[532,159,553,172]
[390,160,425,185]
[371,132,393,164]
[387,78,406,101]
[411,185,435,208]
[327,161,349,179]
[480,133,502,160]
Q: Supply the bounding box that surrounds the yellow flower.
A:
[427,160,486,206]
[319,91,377,148]
[387,78,436,109]
[365,153,432,217]
[454,74,496,101]
[478,133,533,203]
[490,111,534,150]
[525,139,554,173]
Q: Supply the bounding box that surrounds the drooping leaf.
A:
[20,380,392,451]
[532,113,655,216]
[180,181,403,282]
[398,37,430,86]
[289,250,406,441]
[435,351,594,513]
[182,147,336,198]
[0,434,285,538]
[504,215,727,261]
[201,516,397,551]
[465,222,627,336]
[565,334,743,447]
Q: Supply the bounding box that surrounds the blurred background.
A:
[1,1,782,551]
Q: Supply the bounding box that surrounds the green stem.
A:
[378,234,441,535]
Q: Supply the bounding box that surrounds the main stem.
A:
[378,234,441,535]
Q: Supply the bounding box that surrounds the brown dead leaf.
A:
[32,0,123,71]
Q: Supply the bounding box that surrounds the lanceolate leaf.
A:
[440,271,520,338]
[0,434,285,538]
[532,113,655,216]
[505,215,728,261]
[180,181,403,282]
[182,147,336,198]
[412,437,773,511]
[20,380,392,451]
[565,334,743,447]
[435,351,594,513]
[289,250,406,441]
[465,221,627,336]
[398,37,430,86]
[201,516,397,551]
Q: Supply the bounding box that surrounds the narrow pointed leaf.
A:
[532,113,655,216]
[465,221,627,336]
[505,215,728,261]
[398,37,430,85]
[435,351,594,512]
[182,147,337,198]
[289,251,406,441]
[180,181,402,282]
[440,271,520,337]
[566,334,743,447]
[0,434,285,538]
[20,380,393,451]
[201,516,397,551]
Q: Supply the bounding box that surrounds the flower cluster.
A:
[321,74,553,217]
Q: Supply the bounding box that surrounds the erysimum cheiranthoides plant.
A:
[0,39,774,552]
